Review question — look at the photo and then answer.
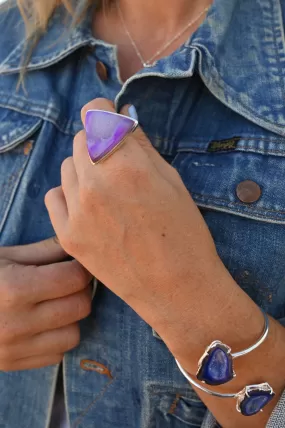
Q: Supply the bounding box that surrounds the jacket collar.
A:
[0,2,96,74]
[1,0,285,136]
[190,0,285,136]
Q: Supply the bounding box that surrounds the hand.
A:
[0,238,92,371]
[45,98,229,355]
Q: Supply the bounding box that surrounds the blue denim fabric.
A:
[0,0,285,427]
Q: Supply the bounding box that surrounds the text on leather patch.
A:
[207,137,240,152]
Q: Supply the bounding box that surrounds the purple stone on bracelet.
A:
[85,110,137,164]
[197,341,236,385]
[237,383,275,416]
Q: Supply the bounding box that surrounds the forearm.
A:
[142,261,285,428]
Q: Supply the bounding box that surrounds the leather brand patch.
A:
[207,137,240,152]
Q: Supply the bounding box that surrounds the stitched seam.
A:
[0,120,41,152]
[7,39,94,73]
[0,39,26,71]
[177,146,285,155]
[72,377,115,428]
[194,202,285,224]
[0,147,33,234]
[192,192,285,215]
[168,394,181,415]
[181,136,285,143]
[0,92,60,115]
[193,42,285,131]
[271,0,285,108]
[0,103,77,136]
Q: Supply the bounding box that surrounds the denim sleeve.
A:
[201,389,285,428]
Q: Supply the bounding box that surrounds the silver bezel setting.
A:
[196,340,237,382]
[236,383,274,413]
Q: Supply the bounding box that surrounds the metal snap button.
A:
[236,180,261,203]
[96,61,108,81]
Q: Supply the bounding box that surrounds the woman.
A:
[0,0,284,427]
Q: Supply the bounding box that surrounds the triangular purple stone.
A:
[197,345,234,385]
[85,110,136,163]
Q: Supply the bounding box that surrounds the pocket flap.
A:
[0,107,42,153]
[172,144,285,224]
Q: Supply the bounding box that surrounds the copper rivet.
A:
[96,61,108,81]
[236,180,261,203]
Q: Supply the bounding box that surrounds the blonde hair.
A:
[17,0,107,37]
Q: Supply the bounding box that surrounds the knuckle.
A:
[60,235,76,256]
[61,157,73,177]
[0,345,14,361]
[79,186,96,207]
[1,281,20,309]
[0,324,18,345]
[64,324,80,350]
[81,98,112,118]
[74,291,92,320]
[51,354,64,365]
[57,229,76,255]
[69,262,90,291]
[108,163,147,185]
[73,130,86,149]
[44,188,53,206]
[124,165,151,186]
[0,360,13,371]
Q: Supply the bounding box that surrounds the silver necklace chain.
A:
[117,2,210,68]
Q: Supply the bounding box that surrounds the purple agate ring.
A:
[85,109,138,165]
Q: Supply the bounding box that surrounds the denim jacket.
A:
[0,0,285,427]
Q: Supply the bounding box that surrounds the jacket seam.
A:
[0,102,79,136]
[0,142,33,233]
[73,376,116,428]
[192,192,285,215]
[177,146,285,155]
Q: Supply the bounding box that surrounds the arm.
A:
[153,266,285,428]
[46,98,285,428]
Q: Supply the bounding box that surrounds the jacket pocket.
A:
[172,138,285,317]
[0,107,42,234]
[144,382,206,428]
[172,139,285,224]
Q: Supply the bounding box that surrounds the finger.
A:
[36,260,92,301]
[61,156,79,212]
[73,129,94,180]
[0,353,63,371]
[0,236,68,266]
[45,186,69,239]
[0,260,92,306]
[120,104,170,168]
[31,260,92,302]
[0,323,80,360]
[32,287,92,333]
[81,98,115,126]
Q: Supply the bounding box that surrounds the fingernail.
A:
[128,105,138,121]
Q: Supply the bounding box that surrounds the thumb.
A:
[0,236,68,266]
[120,104,158,156]
[120,104,171,172]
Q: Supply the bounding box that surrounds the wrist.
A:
[151,262,265,374]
